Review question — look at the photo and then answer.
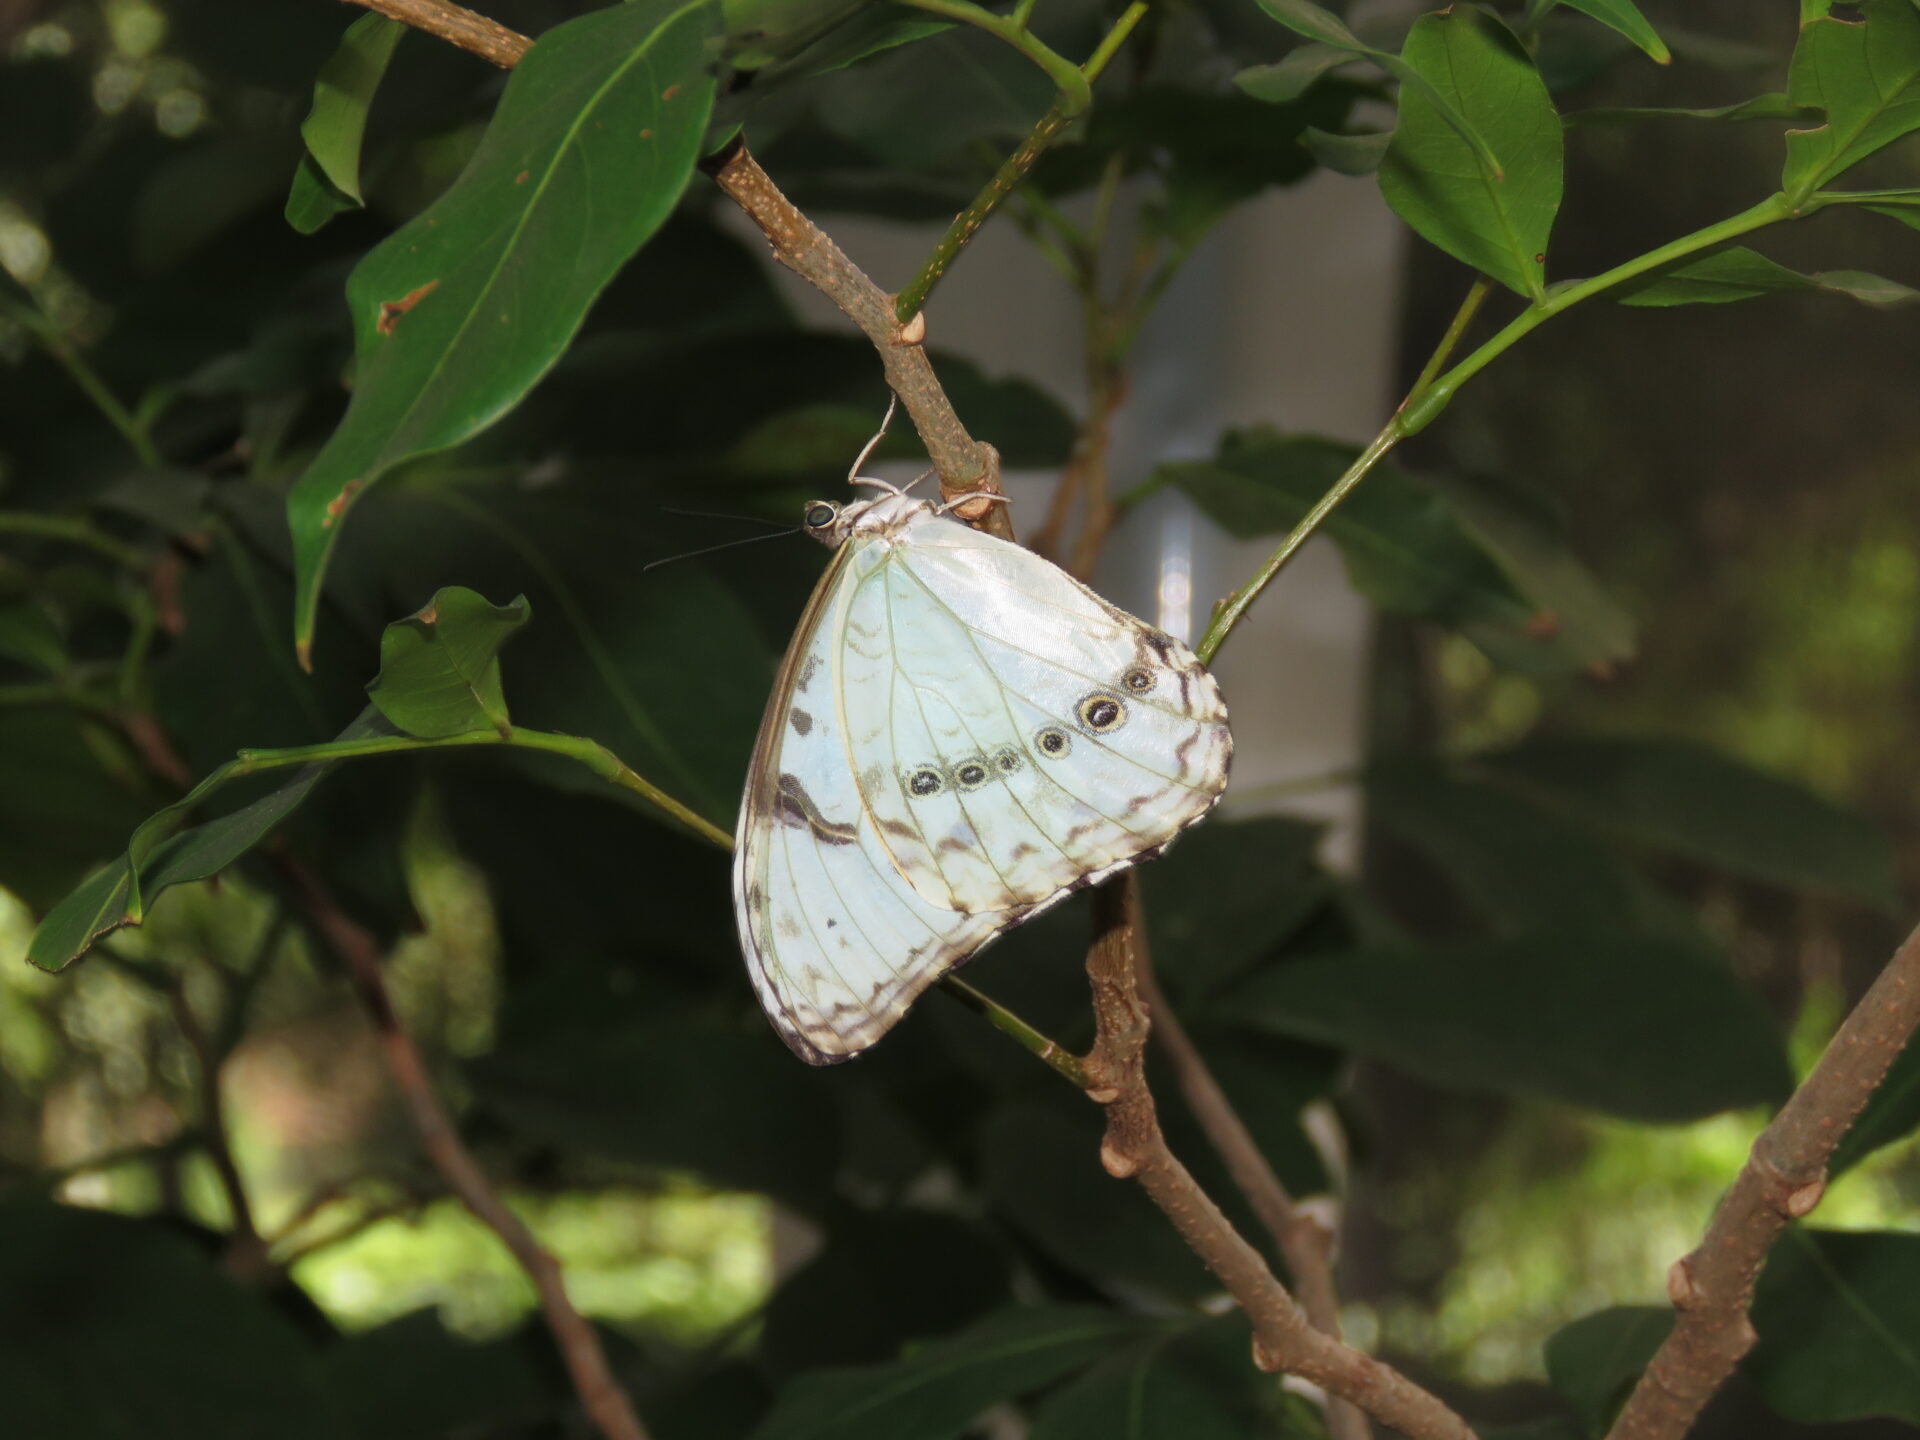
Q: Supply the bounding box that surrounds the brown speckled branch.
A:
[1082,878,1478,1440]
[342,0,530,66]
[1605,922,1920,1440]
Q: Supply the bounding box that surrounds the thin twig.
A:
[1134,956,1370,1440]
[1080,878,1475,1440]
[279,857,650,1440]
[1604,923,1920,1440]
[342,0,530,66]
[167,970,266,1273]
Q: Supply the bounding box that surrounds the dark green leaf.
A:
[1425,468,1636,673]
[0,710,152,914]
[469,1016,844,1210]
[1379,7,1564,299]
[762,1213,1011,1376]
[1544,1307,1672,1438]
[287,0,723,661]
[722,0,877,70]
[1030,1315,1309,1440]
[0,599,66,674]
[366,586,529,739]
[1566,92,1816,127]
[1250,0,1364,51]
[747,1304,1162,1440]
[811,27,1051,168]
[1142,815,1327,1002]
[1302,126,1392,174]
[323,1312,559,1440]
[1618,246,1920,308]
[1842,185,1920,229]
[1549,0,1670,64]
[1477,736,1900,907]
[740,2,951,85]
[1829,1026,1920,1174]
[1235,45,1360,105]
[1219,931,1791,1120]
[26,709,395,972]
[0,1200,336,1440]
[1748,1227,1920,1424]
[285,12,405,234]
[1784,0,1920,201]
[1366,757,1660,933]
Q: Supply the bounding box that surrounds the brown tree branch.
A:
[1082,878,1476,1440]
[342,0,529,67]
[705,143,1012,534]
[280,858,650,1440]
[1604,922,1920,1440]
[1134,955,1370,1440]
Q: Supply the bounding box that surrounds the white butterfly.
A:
[732,419,1232,1064]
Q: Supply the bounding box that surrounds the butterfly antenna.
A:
[899,466,937,495]
[658,505,793,531]
[643,527,800,572]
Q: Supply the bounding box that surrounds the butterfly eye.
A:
[1122,667,1156,693]
[951,759,990,791]
[993,748,1023,774]
[804,501,839,530]
[906,767,944,797]
[1035,727,1072,758]
[1076,693,1127,733]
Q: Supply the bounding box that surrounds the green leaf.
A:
[324,1312,560,1440]
[1829,1027,1920,1174]
[1234,44,1360,105]
[1784,0,1920,200]
[284,12,405,234]
[1302,126,1392,175]
[1219,931,1791,1121]
[1030,1316,1309,1440]
[1477,736,1900,908]
[722,0,876,69]
[287,0,723,664]
[1250,0,1365,51]
[1544,1307,1673,1438]
[0,1200,337,1440]
[1618,245,1920,308]
[1424,468,1637,673]
[0,598,67,675]
[1748,1228,1920,1424]
[1366,757,1661,933]
[26,709,396,972]
[1379,6,1564,300]
[747,1305,1162,1440]
[366,586,528,739]
[1566,92,1817,127]
[1549,0,1670,64]
[1833,184,1920,229]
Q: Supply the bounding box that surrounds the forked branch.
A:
[1082,879,1476,1440]
[1605,923,1920,1440]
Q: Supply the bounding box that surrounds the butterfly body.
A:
[734,483,1230,1064]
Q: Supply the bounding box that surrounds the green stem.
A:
[1194,422,1400,667]
[0,512,148,570]
[938,976,1091,1086]
[1399,192,1797,435]
[233,726,731,850]
[1403,275,1493,410]
[894,0,1089,104]
[40,335,161,467]
[893,1,1149,322]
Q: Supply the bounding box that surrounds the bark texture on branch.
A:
[1605,922,1920,1440]
[1082,880,1477,1440]
[345,0,530,66]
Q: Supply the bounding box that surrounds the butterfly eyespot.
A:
[994,748,1023,774]
[951,759,990,791]
[1076,693,1126,733]
[906,767,945,797]
[804,501,839,530]
[1122,667,1156,693]
[1035,727,1072,758]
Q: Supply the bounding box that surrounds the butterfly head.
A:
[800,490,928,548]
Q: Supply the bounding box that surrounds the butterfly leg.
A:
[934,490,1013,518]
[847,394,901,494]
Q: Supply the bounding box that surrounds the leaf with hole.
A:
[1784,0,1920,201]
